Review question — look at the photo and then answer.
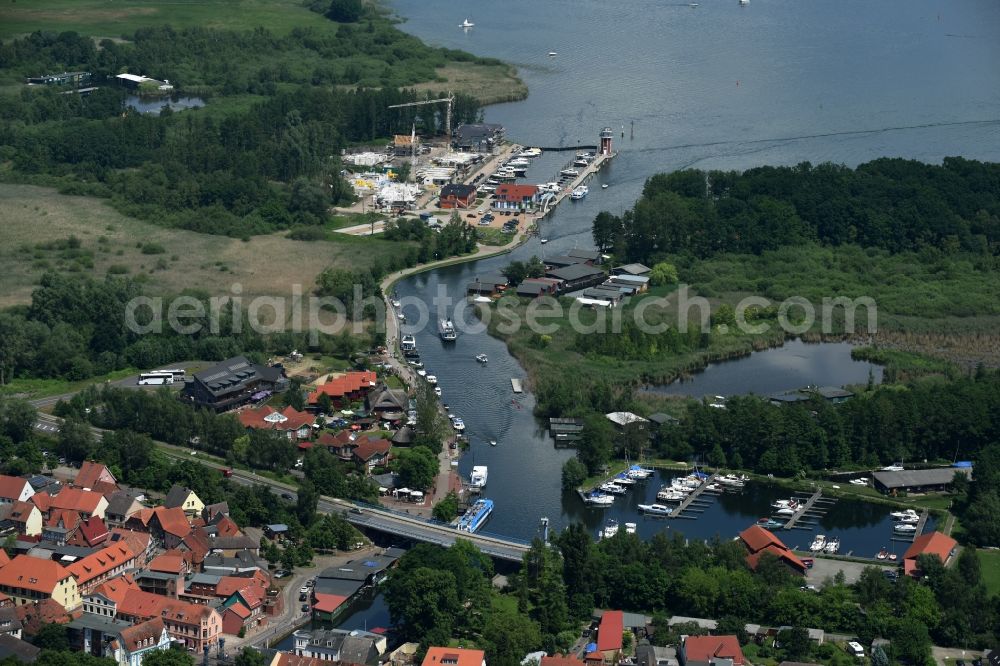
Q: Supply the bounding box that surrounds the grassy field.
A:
[410,62,528,105]
[978,549,1000,596]
[0,183,403,307]
[0,0,334,39]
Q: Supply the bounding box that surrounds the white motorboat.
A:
[425,375,438,385]
[601,183,609,189]
[434,387,442,397]
[570,185,589,200]
[881,463,904,472]
[657,489,686,502]
[397,312,406,321]
[416,369,427,377]
[774,507,796,516]
[547,51,557,57]
[772,499,799,509]
[391,299,401,308]
[460,18,475,28]
[638,503,673,516]
[452,418,465,431]
[507,158,531,168]
[810,535,827,551]
[600,483,627,495]
[739,0,748,5]
[585,492,615,506]
[897,514,920,524]
[572,158,589,168]
[539,239,549,244]
[470,465,488,488]
[876,548,889,560]
[717,473,748,487]
[890,509,919,521]
[850,478,868,486]
[893,523,917,533]
[824,537,841,554]
[624,522,637,535]
[400,334,416,351]
[629,465,655,478]
[689,2,699,6]
[519,148,543,158]
[614,474,636,485]
[559,168,579,178]
[475,353,488,363]
[489,440,497,447]
[538,182,561,193]
[601,519,619,539]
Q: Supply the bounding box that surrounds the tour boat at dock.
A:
[457,498,493,532]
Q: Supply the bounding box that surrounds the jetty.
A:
[669,473,719,519]
[912,509,929,536]
[783,489,826,530]
[538,150,615,217]
[511,378,523,393]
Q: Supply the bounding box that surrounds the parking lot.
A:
[805,555,892,585]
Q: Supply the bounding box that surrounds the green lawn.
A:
[0,0,334,39]
[1,367,139,400]
[978,549,1000,596]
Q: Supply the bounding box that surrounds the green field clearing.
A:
[978,549,1000,596]
[0,183,404,307]
[0,0,333,39]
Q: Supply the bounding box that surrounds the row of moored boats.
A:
[584,465,655,507]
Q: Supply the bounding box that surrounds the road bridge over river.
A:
[33,413,533,562]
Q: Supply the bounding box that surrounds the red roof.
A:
[148,553,185,575]
[153,506,191,539]
[903,531,957,576]
[40,488,106,515]
[0,555,74,594]
[5,501,38,526]
[67,542,135,586]
[226,602,251,619]
[683,635,745,665]
[118,589,215,624]
[215,576,266,599]
[92,574,139,604]
[422,647,485,666]
[120,617,165,652]
[495,184,539,200]
[77,516,109,547]
[238,405,315,432]
[597,610,624,652]
[542,655,586,666]
[352,437,391,462]
[746,545,807,573]
[74,462,117,490]
[311,592,348,614]
[738,525,786,554]
[0,551,9,568]
[274,655,328,666]
[15,598,70,634]
[308,371,377,403]
[0,475,30,502]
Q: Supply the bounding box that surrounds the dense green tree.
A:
[482,609,543,666]
[649,262,679,286]
[0,397,37,442]
[561,458,588,490]
[395,445,438,490]
[577,414,615,475]
[432,491,460,522]
[31,623,69,652]
[296,478,319,527]
[234,648,267,666]
[142,651,195,666]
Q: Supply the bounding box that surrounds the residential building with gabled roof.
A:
[150,506,192,548]
[104,492,144,527]
[73,462,117,491]
[34,488,108,520]
[421,646,485,666]
[0,633,40,662]
[738,525,806,575]
[596,610,623,664]
[238,405,315,440]
[903,531,958,577]
[0,555,80,610]
[163,486,204,518]
[67,542,137,596]
[0,501,41,537]
[679,635,745,666]
[117,589,222,653]
[0,476,34,505]
[111,616,172,665]
[68,516,109,548]
[307,371,378,408]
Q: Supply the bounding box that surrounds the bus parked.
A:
[138,372,175,386]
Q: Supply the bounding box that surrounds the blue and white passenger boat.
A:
[457,498,494,532]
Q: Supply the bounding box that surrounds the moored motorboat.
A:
[890,509,919,521]
[624,522,637,534]
[570,185,589,200]
[774,507,795,516]
[824,537,840,554]
[425,375,438,385]
[638,503,673,516]
[614,473,636,485]
[470,465,488,488]
[559,168,579,178]
[434,386,442,397]
[451,417,465,431]
[584,492,615,506]
[810,534,827,552]
[893,523,917,533]
[629,465,655,478]
[876,548,889,560]
[600,482,627,495]
[601,519,619,539]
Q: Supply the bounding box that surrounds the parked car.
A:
[299,592,308,602]
[274,570,290,579]
[301,604,311,613]
[280,492,294,500]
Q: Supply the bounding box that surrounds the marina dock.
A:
[511,378,523,393]
[783,489,826,530]
[538,149,615,218]
[669,473,719,519]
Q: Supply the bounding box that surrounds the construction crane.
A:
[387,93,455,146]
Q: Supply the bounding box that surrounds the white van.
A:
[846,641,865,659]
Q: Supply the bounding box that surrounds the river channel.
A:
[387,0,998,546]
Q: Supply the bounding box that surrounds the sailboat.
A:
[460,18,475,28]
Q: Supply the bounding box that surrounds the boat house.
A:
[872,467,970,495]
[467,274,509,297]
[546,264,606,292]
[26,71,91,86]
[612,263,652,277]
[737,526,806,575]
[902,531,958,578]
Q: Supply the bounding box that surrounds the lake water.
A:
[386,0,998,544]
[124,94,205,115]
[649,339,883,397]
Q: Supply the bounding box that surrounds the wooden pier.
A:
[783,489,824,530]
[669,473,719,519]
[537,151,615,218]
